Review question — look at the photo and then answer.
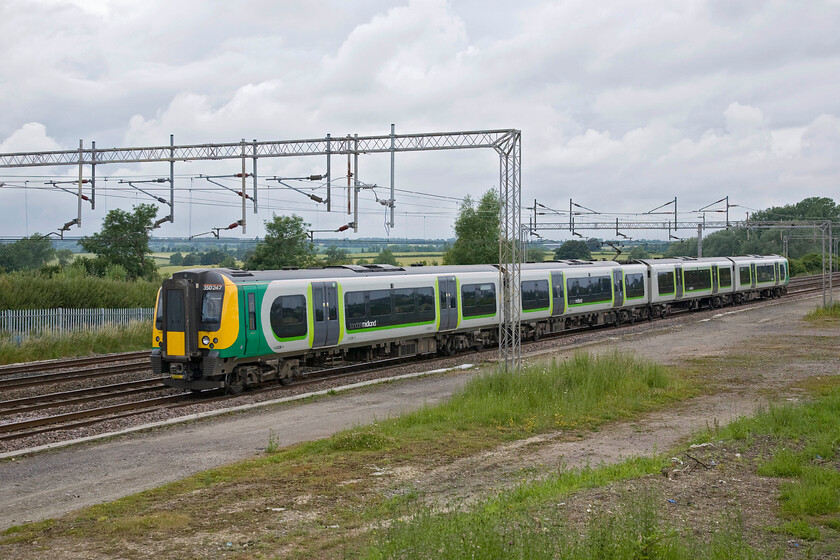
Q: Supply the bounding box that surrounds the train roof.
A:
[637,255,784,266]
[179,260,622,284]
[174,256,783,285]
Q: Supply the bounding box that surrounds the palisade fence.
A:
[0,308,154,339]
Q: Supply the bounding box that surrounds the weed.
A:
[770,519,822,540]
[266,429,280,453]
[364,492,770,559]
[805,303,840,322]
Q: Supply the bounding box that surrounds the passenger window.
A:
[269,295,307,339]
[625,273,644,298]
[719,268,732,288]
[657,272,674,295]
[521,280,550,311]
[345,292,366,319]
[369,290,391,317]
[394,289,415,314]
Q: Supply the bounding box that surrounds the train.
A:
[150,255,789,393]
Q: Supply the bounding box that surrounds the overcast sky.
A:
[1,0,838,242]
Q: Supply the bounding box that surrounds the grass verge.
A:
[805,302,840,322]
[365,484,768,560]
[693,384,840,549]
[0,321,152,365]
[0,351,692,558]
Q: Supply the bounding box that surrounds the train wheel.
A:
[225,371,244,395]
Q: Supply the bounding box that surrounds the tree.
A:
[585,238,602,252]
[442,189,500,265]
[0,235,56,272]
[55,249,74,268]
[181,253,200,266]
[79,204,158,280]
[169,252,184,265]
[526,246,546,262]
[554,240,591,260]
[201,249,229,266]
[628,246,650,260]
[323,245,351,266]
[245,214,318,270]
[373,247,399,265]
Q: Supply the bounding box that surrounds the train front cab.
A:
[151,269,239,390]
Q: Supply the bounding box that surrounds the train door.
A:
[550,272,565,316]
[242,287,261,355]
[612,268,624,307]
[711,266,719,294]
[750,263,757,288]
[161,277,195,361]
[675,266,684,298]
[774,262,780,285]
[311,281,340,348]
[438,276,458,330]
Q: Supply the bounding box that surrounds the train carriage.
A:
[151,255,788,393]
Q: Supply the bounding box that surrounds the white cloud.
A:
[0,122,63,152]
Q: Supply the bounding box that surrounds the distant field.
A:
[347,252,444,266]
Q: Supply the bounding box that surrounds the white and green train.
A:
[151,255,788,393]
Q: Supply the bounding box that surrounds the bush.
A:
[0,271,159,310]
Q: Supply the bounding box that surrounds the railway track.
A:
[0,272,835,447]
[0,362,154,391]
[0,351,149,379]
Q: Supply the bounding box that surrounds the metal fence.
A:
[0,308,154,339]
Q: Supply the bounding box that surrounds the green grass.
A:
[0,321,152,364]
[694,386,840,538]
[805,303,840,322]
[365,481,769,560]
[386,351,684,437]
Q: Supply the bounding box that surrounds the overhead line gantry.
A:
[0,127,524,371]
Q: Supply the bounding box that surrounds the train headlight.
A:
[202,336,210,345]
[155,336,160,343]
[213,338,218,344]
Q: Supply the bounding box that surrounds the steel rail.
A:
[0,378,168,416]
[0,362,152,390]
[0,351,149,378]
[0,393,192,437]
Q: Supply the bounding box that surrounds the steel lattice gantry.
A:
[0,128,524,371]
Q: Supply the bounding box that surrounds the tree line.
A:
[1,196,837,281]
